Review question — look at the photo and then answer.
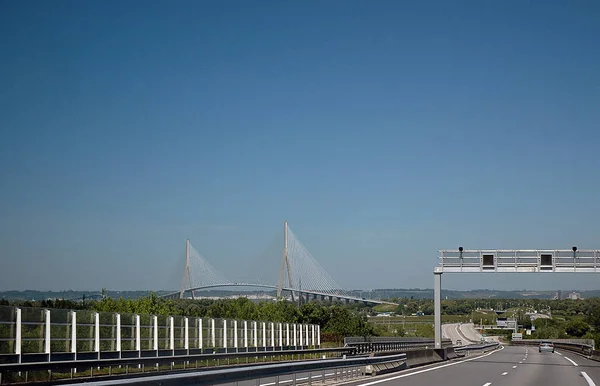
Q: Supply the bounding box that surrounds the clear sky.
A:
[1,1,599,292]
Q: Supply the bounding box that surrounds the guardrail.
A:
[0,351,404,385]
[474,325,516,330]
[511,340,600,362]
[344,337,453,354]
[344,337,442,344]
[454,342,500,355]
[0,347,353,384]
[96,352,407,385]
[0,305,319,365]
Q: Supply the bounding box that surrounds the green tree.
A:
[565,320,591,337]
[518,315,532,330]
[394,304,405,315]
[532,326,561,339]
[421,302,434,315]
[404,301,419,315]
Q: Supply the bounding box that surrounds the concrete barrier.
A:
[371,346,461,366]
[363,345,490,378]
[365,359,407,376]
[445,347,459,360]
[365,348,451,375]
[404,349,443,368]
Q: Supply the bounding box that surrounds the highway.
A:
[341,345,600,386]
[442,322,483,344]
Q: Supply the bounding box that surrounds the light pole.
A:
[434,266,443,349]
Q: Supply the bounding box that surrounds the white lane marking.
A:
[502,372,508,376]
[354,346,505,386]
[483,383,492,386]
[512,365,517,368]
[582,372,597,386]
[519,361,523,364]
[555,351,563,356]
[564,356,579,366]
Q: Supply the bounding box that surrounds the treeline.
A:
[3,295,600,345]
[388,297,600,346]
[525,299,600,345]
[390,297,600,317]
[0,295,374,344]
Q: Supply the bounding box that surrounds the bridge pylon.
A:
[180,239,195,300]
[277,221,295,300]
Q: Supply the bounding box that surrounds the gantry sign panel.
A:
[438,249,600,273]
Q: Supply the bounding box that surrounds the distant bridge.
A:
[163,222,398,306]
[163,283,397,306]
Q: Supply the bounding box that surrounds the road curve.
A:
[341,345,600,386]
[442,322,482,345]
[459,322,484,342]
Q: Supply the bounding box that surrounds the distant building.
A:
[568,292,582,300]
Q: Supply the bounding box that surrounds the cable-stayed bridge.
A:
[163,222,397,306]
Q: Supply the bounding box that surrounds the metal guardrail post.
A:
[224,319,228,350]
[15,308,22,362]
[253,321,258,348]
[71,311,77,357]
[271,322,275,348]
[153,316,158,351]
[244,321,248,348]
[169,316,174,352]
[211,319,216,348]
[234,320,238,351]
[279,323,283,347]
[184,317,189,352]
[312,325,315,347]
[262,322,267,348]
[94,312,100,356]
[293,324,297,347]
[305,325,309,347]
[199,318,203,350]
[136,315,141,352]
[116,313,121,357]
[44,309,51,357]
[317,325,320,348]
[286,324,290,347]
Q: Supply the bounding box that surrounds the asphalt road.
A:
[341,345,600,386]
[442,322,482,344]
[87,345,600,386]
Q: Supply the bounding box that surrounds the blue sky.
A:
[1,0,599,292]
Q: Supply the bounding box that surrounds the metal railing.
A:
[510,338,594,348]
[0,347,354,384]
[343,337,453,354]
[438,249,600,273]
[12,352,408,385]
[0,306,320,365]
[454,342,499,355]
